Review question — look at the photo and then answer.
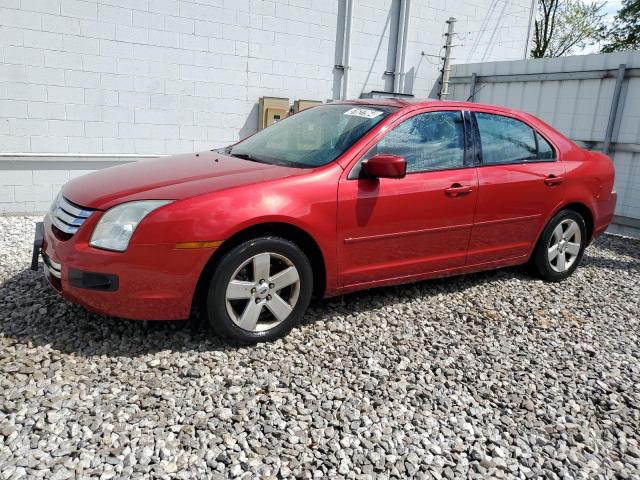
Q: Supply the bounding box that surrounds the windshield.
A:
[226,104,397,168]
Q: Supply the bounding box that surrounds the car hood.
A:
[62,150,308,210]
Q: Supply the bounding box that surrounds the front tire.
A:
[206,237,313,344]
[531,209,587,282]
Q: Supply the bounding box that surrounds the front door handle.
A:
[444,183,473,197]
[544,174,564,186]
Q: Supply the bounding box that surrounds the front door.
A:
[466,111,566,265]
[337,109,479,288]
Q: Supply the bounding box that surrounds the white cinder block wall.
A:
[0,0,533,213]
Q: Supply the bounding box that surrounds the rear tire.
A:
[531,209,587,282]
[206,237,313,344]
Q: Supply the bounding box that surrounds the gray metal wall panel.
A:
[448,52,640,230]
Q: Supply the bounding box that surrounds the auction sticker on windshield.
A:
[344,108,383,119]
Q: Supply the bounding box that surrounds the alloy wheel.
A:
[225,252,301,332]
[548,219,582,273]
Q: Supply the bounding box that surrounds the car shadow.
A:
[0,264,531,359]
[0,266,218,358]
[0,235,636,359]
[595,232,640,259]
[581,254,640,272]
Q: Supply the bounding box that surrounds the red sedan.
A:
[34,100,616,344]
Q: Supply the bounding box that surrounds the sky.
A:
[602,0,623,18]
[579,0,623,54]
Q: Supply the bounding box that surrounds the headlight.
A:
[90,200,172,252]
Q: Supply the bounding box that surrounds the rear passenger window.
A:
[475,114,556,164]
[536,132,556,160]
[366,111,466,173]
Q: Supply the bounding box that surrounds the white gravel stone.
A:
[1,215,639,478]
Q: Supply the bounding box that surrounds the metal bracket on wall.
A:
[603,64,627,155]
[449,68,640,84]
[468,73,478,102]
[613,215,640,230]
[0,153,166,170]
[574,140,640,154]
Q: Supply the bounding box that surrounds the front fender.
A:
[130,163,341,293]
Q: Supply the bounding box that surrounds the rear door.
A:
[467,111,566,265]
[337,108,479,287]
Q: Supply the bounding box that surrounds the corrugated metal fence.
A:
[445,52,640,236]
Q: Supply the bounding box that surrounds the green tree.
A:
[601,0,640,53]
[531,0,607,58]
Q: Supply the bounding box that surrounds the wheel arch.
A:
[190,221,327,316]
[531,201,595,262]
[557,202,595,244]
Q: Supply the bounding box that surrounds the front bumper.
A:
[33,213,216,321]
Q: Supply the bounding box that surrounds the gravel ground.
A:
[1,215,639,480]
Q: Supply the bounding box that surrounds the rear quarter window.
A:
[536,132,556,160]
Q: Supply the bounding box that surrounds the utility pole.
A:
[438,17,456,100]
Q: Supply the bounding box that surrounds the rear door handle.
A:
[444,183,473,197]
[544,174,564,186]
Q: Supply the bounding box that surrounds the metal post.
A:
[438,17,456,100]
[393,0,407,94]
[603,63,626,155]
[469,73,477,102]
[398,0,412,93]
[524,0,538,59]
[341,0,354,100]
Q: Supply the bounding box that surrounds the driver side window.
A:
[364,110,466,174]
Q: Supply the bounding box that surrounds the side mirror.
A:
[362,154,407,179]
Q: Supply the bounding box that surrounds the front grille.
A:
[49,194,93,235]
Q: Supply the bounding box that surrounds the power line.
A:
[453,25,532,39]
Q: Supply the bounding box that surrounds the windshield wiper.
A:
[227,151,311,169]
[227,152,266,164]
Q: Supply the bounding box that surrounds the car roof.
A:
[333,98,549,126]
[331,98,574,151]
[334,98,515,112]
